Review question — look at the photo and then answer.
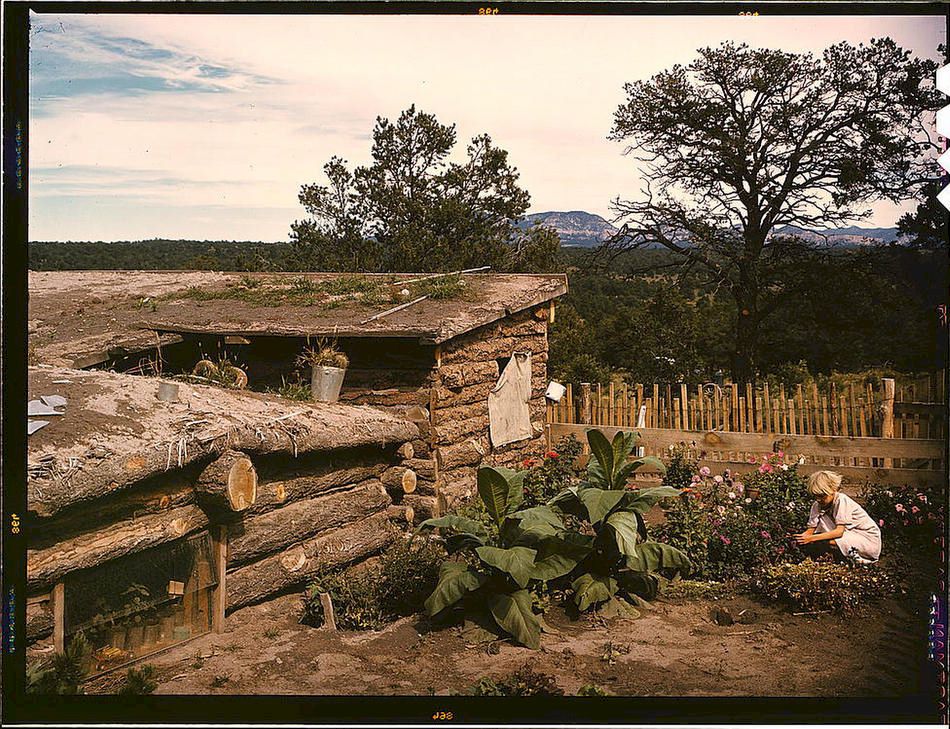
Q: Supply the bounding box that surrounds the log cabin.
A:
[29,270,569,515]
[25,365,418,673]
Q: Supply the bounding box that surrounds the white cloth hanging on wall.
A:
[488,352,532,447]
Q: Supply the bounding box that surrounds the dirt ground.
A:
[78,587,936,698]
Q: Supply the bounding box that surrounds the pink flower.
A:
[879,519,885,527]
[895,503,905,513]
[692,475,701,483]
[748,457,757,464]
[699,466,711,477]
[912,506,920,514]
[777,450,784,458]
[777,546,786,555]
[758,464,773,474]
[713,475,723,484]
[719,535,732,545]
[918,493,928,503]
[760,530,771,539]
[735,482,744,493]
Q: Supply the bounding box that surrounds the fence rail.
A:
[545,423,946,488]
[545,373,947,487]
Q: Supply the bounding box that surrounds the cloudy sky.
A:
[29,11,943,242]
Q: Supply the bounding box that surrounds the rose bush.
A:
[656,453,812,580]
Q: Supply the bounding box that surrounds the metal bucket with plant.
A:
[297,339,349,402]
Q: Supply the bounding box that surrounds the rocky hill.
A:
[518,211,618,248]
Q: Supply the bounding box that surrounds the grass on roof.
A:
[165,273,472,309]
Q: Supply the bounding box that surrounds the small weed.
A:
[264,627,280,639]
[238,275,262,289]
[119,664,158,695]
[661,579,733,601]
[600,641,630,666]
[471,664,564,696]
[414,274,466,300]
[577,683,609,696]
[266,375,311,402]
[190,651,204,670]
[210,674,230,688]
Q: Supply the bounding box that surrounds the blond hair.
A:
[807,470,842,497]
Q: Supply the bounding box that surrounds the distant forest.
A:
[28,240,947,384]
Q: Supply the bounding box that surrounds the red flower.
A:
[545,450,559,459]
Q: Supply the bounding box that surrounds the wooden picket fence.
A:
[545,373,947,488]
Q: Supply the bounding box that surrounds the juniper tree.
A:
[607,39,940,384]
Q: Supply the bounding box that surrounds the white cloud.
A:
[29,12,945,241]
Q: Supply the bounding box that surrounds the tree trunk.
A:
[225,512,393,612]
[226,482,391,567]
[27,504,209,592]
[196,450,258,515]
[250,465,387,514]
[731,270,761,387]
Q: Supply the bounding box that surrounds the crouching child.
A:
[793,470,882,563]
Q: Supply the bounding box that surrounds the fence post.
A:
[580,383,592,425]
[881,378,895,469]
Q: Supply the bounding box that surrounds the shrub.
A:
[577,683,609,696]
[753,559,900,614]
[303,568,386,630]
[521,436,584,508]
[376,536,445,617]
[859,483,943,550]
[26,632,89,695]
[656,454,812,581]
[302,535,445,630]
[471,664,564,696]
[661,442,699,490]
[119,664,158,695]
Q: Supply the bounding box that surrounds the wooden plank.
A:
[566,383,573,423]
[788,399,797,436]
[547,423,945,460]
[673,398,681,431]
[609,381,615,427]
[212,525,227,634]
[882,378,895,469]
[821,395,830,437]
[762,383,771,434]
[580,383,592,425]
[745,382,754,433]
[653,385,659,429]
[52,582,65,653]
[738,396,746,433]
[797,385,805,435]
[622,383,629,428]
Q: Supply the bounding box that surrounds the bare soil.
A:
[78,589,936,697]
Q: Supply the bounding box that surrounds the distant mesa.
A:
[520,211,899,248]
[517,211,619,248]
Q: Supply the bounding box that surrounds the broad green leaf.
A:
[531,534,593,581]
[477,467,513,524]
[624,457,667,477]
[498,519,547,549]
[611,432,638,480]
[488,590,541,649]
[597,595,641,619]
[578,487,625,525]
[494,467,526,516]
[587,458,609,488]
[606,511,640,558]
[625,541,692,576]
[510,506,565,531]
[424,562,486,616]
[548,486,585,518]
[571,573,618,612]
[443,532,486,554]
[587,430,614,484]
[416,515,487,536]
[623,486,682,514]
[475,545,538,588]
[617,571,659,601]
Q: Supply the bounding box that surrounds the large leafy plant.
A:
[547,429,690,614]
[418,466,548,649]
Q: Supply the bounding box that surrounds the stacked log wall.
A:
[432,308,550,509]
[26,440,415,646]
